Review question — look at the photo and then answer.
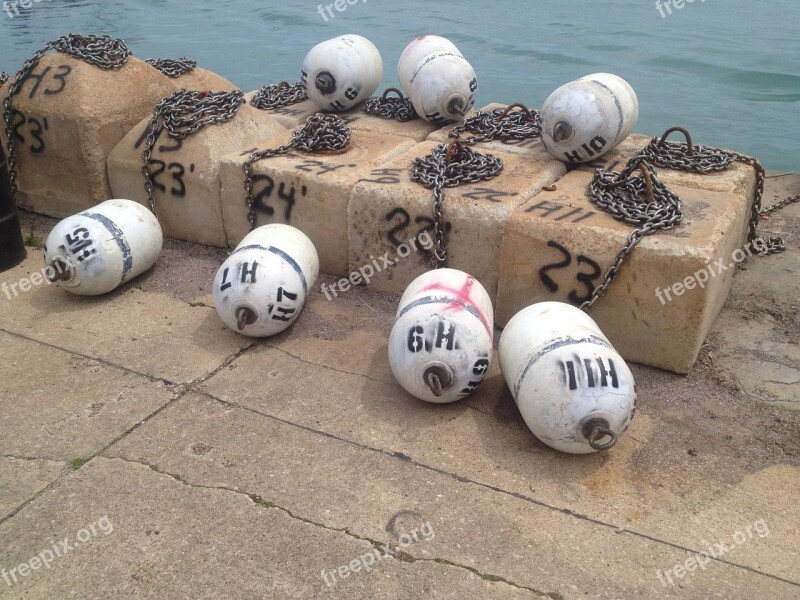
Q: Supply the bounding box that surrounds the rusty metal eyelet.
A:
[658,126,695,157]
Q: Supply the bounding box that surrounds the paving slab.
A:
[0,330,174,461]
[0,457,64,518]
[104,394,798,598]
[0,457,535,599]
[0,254,251,384]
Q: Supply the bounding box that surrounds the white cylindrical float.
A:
[302,34,383,112]
[398,36,478,125]
[388,269,494,404]
[213,224,319,338]
[499,302,637,454]
[43,199,163,296]
[540,72,639,164]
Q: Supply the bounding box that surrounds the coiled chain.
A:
[450,103,542,145]
[243,114,351,231]
[585,126,798,310]
[364,88,418,122]
[145,57,197,78]
[411,140,504,265]
[2,34,130,202]
[250,81,308,110]
[0,72,8,85]
[141,89,245,215]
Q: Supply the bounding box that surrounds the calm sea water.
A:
[1,0,798,170]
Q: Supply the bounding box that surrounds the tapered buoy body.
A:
[302,35,383,112]
[499,302,636,454]
[43,199,162,295]
[213,224,319,338]
[398,36,478,124]
[540,73,638,164]
[388,269,493,404]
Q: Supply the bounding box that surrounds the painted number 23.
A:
[539,241,602,305]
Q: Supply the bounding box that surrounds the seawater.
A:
[1,0,798,171]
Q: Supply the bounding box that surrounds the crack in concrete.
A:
[1,454,65,464]
[262,342,391,386]
[201,391,800,590]
[110,457,558,598]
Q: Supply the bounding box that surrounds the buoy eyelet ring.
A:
[658,126,695,157]
[582,419,619,451]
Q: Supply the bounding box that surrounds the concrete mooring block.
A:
[495,168,755,374]
[348,141,567,300]
[219,128,417,276]
[107,103,287,247]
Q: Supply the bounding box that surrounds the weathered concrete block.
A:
[164,67,238,93]
[348,141,567,300]
[244,95,439,141]
[1,54,176,218]
[107,104,287,247]
[218,129,417,276]
[496,169,753,373]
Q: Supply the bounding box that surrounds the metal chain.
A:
[0,72,8,85]
[3,34,130,203]
[145,57,197,78]
[642,126,797,254]
[450,103,541,145]
[141,89,245,215]
[411,140,504,265]
[583,157,683,310]
[250,80,307,110]
[364,88,418,122]
[243,113,351,230]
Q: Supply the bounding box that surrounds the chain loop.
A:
[145,57,197,78]
[0,72,8,85]
[250,80,307,110]
[583,157,682,310]
[243,114,351,231]
[411,141,504,265]
[364,88,418,122]
[141,89,245,215]
[3,34,130,205]
[450,103,541,145]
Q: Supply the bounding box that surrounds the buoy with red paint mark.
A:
[302,34,383,112]
[388,269,494,404]
[498,302,637,454]
[397,35,478,125]
[43,199,162,296]
[540,72,639,164]
[213,224,319,337]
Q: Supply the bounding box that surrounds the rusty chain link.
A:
[411,140,504,266]
[141,89,245,216]
[145,57,197,78]
[250,80,308,110]
[243,114,351,231]
[3,34,130,205]
[364,88,418,122]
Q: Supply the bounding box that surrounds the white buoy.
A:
[499,302,637,454]
[213,224,319,338]
[540,72,639,164]
[302,34,383,112]
[388,269,494,404]
[397,35,461,90]
[398,36,478,124]
[43,199,162,296]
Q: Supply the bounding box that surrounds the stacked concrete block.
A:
[218,129,417,276]
[1,54,176,217]
[348,141,567,300]
[106,104,287,247]
[495,167,755,373]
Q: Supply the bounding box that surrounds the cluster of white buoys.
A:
[23,32,641,455]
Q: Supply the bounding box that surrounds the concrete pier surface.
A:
[0,173,797,599]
